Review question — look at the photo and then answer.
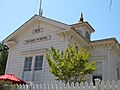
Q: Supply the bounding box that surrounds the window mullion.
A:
[31,56,35,81]
[41,54,45,83]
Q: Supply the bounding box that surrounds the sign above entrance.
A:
[23,35,51,45]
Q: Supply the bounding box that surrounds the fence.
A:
[1,79,120,90]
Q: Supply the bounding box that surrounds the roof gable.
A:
[70,22,95,33]
[90,38,120,47]
[3,15,70,43]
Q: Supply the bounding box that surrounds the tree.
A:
[46,44,96,84]
[0,43,9,75]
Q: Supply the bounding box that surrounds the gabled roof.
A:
[83,21,95,33]
[71,27,89,43]
[3,14,71,43]
[35,15,70,28]
[90,38,120,46]
[91,38,118,43]
[70,21,95,33]
[3,15,36,43]
[90,38,120,53]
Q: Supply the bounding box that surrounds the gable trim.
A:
[3,14,37,43]
[3,15,71,43]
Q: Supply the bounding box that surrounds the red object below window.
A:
[0,73,26,84]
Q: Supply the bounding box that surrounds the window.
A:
[117,68,120,80]
[93,62,102,76]
[33,55,43,81]
[22,55,44,82]
[22,57,32,81]
[93,62,102,83]
[86,31,90,40]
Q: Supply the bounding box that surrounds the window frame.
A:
[85,31,90,40]
[22,56,33,81]
[22,54,44,82]
[33,55,44,81]
[34,55,44,70]
[92,62,102,83]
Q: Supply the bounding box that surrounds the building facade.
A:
[3,14,120,83]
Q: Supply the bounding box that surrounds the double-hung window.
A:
[33,55,43,81]
[22,57,33,81]
[22,55,44,82]
[93,62,102,82]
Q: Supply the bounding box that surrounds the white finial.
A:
[39,0,43,16]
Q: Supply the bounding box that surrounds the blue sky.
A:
[0,0,120,42]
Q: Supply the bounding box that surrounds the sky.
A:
[0,0,120,42]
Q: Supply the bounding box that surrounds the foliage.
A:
[0,80,13,85]
[0,80,13,90]
[46,44,96,84]
[0,43,9,75]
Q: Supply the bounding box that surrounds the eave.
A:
[70,21,95,33]
[90,38,120,48]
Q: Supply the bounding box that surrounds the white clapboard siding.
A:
[5,20,69,82]
[3,80,120,90]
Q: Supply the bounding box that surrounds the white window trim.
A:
[22,48,48,55]
[22,48,47,83]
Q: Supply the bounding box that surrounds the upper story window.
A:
[86,31,90,40]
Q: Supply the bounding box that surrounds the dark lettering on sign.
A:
[23,35,51,45]
[32,28,43,34]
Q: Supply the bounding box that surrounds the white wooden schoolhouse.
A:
[3,14,120,83]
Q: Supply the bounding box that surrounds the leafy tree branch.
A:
[46,44,96,84]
